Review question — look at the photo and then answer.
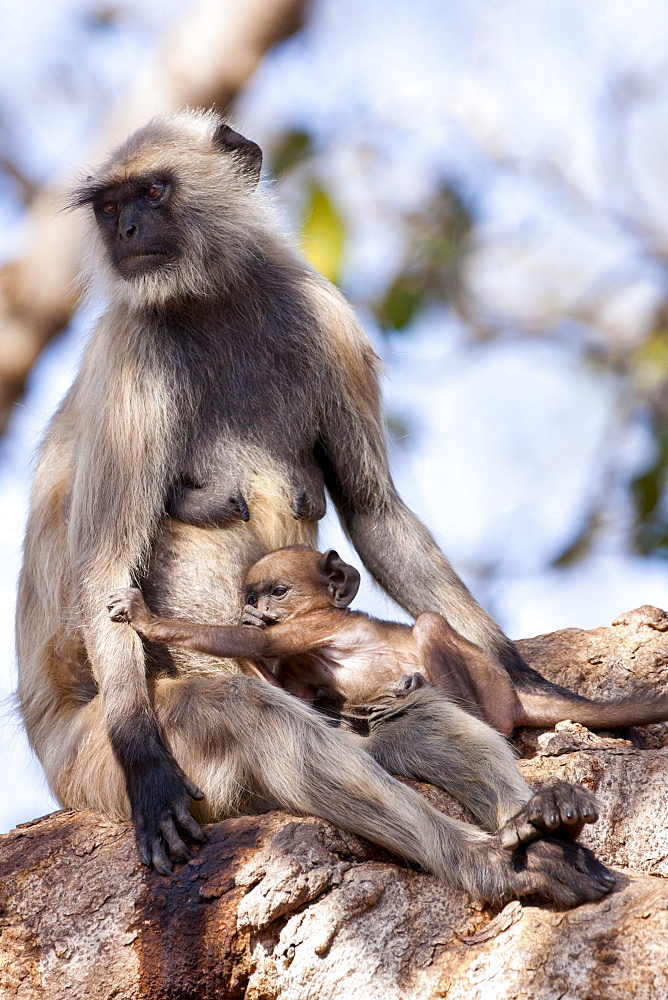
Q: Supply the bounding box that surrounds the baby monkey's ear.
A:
[320,550,361,608]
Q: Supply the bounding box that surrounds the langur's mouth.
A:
[117,252,174,276]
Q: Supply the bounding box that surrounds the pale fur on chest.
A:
[140,493,318,678]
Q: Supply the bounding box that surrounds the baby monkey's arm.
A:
[107,587,329,660]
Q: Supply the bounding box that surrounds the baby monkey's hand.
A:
[107,587,153,627]
[240,604,279,629]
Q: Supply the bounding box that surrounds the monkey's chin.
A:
[117,253,174,278]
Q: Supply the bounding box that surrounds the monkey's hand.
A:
[499,782,599,851]
[107,587,154,628]
[128,754,207,876]
[241,604,279,629]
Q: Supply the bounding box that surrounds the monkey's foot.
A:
[504,838,615,907]
[499,781,599,851]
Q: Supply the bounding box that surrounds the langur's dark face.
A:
[93,176,179,277]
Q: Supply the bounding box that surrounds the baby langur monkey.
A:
[108,546,602,855]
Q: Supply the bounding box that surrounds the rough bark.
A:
[0,0,308,435]
[1,605,667,999]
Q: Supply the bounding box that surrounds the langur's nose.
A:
[118,207,139,241]
[118,222,137,241]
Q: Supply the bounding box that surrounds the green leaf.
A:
[373,184,474,333]
[630,425,668,556]
[376,274,426,330]
[269,130,312,178]
[300,183,346,285]
[631,329,668,398]
[552,512,599,567]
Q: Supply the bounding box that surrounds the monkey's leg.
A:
[157,674,613,906]
[53,674,613,904]
[360,688,601,851]
[359,687,531,832]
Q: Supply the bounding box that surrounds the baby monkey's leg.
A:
[413,612,521,736]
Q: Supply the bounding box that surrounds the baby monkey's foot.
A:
[499,781,599,851]
[107,587,152,626]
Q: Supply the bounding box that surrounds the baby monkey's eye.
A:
[246,594,258,606]
[271,587,288,598]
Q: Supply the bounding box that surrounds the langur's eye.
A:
[272,587,288,598]
[247,594,258,606]
[144,182,165,201]
[101,201,118,216]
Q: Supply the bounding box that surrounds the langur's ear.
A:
[320,550,360,608]
[213,122,262,188]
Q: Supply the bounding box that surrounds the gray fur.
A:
[15,111,613,904]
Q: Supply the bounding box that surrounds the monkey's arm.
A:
[316,378,513,664]
[108,588,334,660]
[315,302,548,702]
[65,339,207,874]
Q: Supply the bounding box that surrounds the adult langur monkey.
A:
[16,111,615,906]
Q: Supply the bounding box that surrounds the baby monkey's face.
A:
[242,570,332,625]
[243,579,295,623]
[241,546,361,628]
[243,545,359,625]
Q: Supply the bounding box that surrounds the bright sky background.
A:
[1,0,667,832]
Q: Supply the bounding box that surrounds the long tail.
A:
[517,689,668,729]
